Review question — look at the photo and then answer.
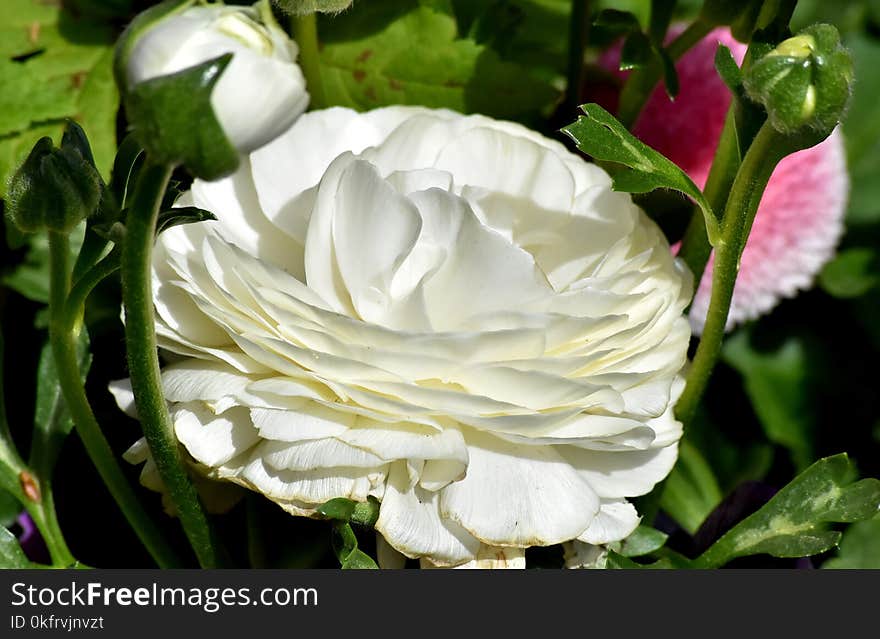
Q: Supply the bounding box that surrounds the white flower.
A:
[124,1,309,153]
[112,106,693,567]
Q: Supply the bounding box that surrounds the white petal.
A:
[375,461,481,566]
[563,541,608,569]
[249,404,352,442]
[577,499,640,544]
[173,404,260,467]
[439,431,600,546]
[259,438,385,471]
[376,533,408,569]
[423,545,526,569]
[561,442,680,498]
[109,378,137,418]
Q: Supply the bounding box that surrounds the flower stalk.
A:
[120,160,224,568]
[675,121,794,424]
[291,12,326,109]
[47,231,182,568]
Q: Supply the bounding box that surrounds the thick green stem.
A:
[617,19,713,128]
[292,13,327,110]
[677,108,741,282]
[48,232,181,568]
[120,161,221,569]
[675,123,793,424]
[563,0,591,115]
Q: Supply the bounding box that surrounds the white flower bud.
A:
[125,1,309,154]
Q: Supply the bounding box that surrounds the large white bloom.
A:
[112,106,693,567]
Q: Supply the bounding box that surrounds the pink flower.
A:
[600,28,849,332]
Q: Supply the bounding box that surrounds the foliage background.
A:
[0,0,878,567]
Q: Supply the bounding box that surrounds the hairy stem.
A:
[675,123,793,424]
[49,231,181,568]
[120,161,222,568]
[564,0,592,115]
[292,12,327,110]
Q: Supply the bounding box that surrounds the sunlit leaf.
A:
[693,454,880,567]
[562,103,720,245]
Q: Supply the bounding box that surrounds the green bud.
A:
[743,24,854,138]
[6,126,102,234]
[272,0,354,16]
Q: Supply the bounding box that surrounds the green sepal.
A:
[123,54,240,180]
[743,24,854,139]
[6,129,103,235]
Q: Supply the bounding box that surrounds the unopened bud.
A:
[744,24,853,137]
[115,0,308,179]
[6,124,102,234]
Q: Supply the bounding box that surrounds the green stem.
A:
[63,249,120,332]
[0,317,75,566]
[563,0,591,115]
[71,227,110,284]
[120,161,222,569]
[677,107,741,282]
[675,123,793,424]
[617,19,713,128]
[25,490,76,567]
[48,231,182,568]
[292,13,327,110]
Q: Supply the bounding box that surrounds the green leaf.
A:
[819,248,880,298]
[317,0,558,121]
[0,0,119,195]
[693,454,880,568]
[822,514,880,569]
[714,44,742,93]
[620,31,654,71]
[660,440,723,534]
[29,332,91,480]
[723,327,816,470]
[0,525,34,568]
[0,490,20,529]
[592,8,642,35]
[605,549,683,570]
[317,497,357,521]
[609,525,668,557]
[562,103,720,245]
[330,518,379,569]
[156,207,217,236]
[341,548,379,569]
